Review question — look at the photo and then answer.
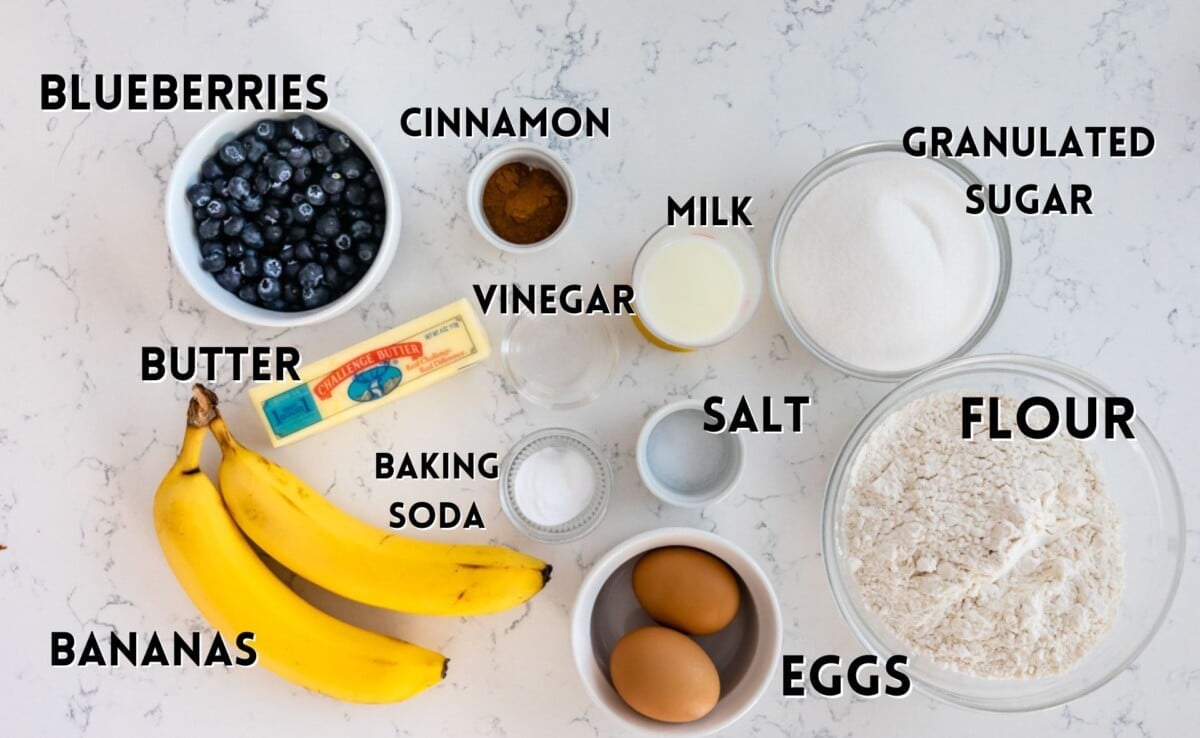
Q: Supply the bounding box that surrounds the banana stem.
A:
[208,415,239,452]
[189,384,219,427]
[177,419,207,473]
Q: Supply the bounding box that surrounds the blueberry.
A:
[200,249,225,272]
[305,184,327,206]
[300,284,327,308]
[275,136,296,154]
[333,233,352,251]
[213,178,230,198]
[345,183,366,206]
[262,257,283,279]
[235,162,255,179]
[298,262,324,288]
[241,222,264,249]
[289,116,319,143]
[324,264,341,287]
[289,192,306,206]
[328,131,352,155]
[278,244,295,261]
[292,166,313,187]
[255,120,277,140]
[269,180,291,198]
[286,225,308,241]
[219,141,246,167]
[228,176,251,200]
[197,218,221,240]
[206,199,228,218]
[245,137,269,163]
[283,281,303,304]
[226,202,242,217]
[294,241,316,261]
[216,266,242,292]
[293,201,315,224]
[339,156,366,180]
[260,205,282,225]
[312,144,333,166]
[200,157,224,180]
[317,249,332,264]
[239,253,261,278]
[257,276,282,302]
[263,225,283,244]
[254,174,272,195]
[187,182,213,207]
[346,208,366,221]
[367,190,385,211]
[320,171,345,195]
[283,260,302,280]
[225,241,245,260]
[222,215,245,237]
[349,219,372,240]
[362,171,380,190]
[193,206,208,222]
[238,284,259,304]
[357,243,377,263]
[268,159,293,183]
[286,146,312,168]
[241,194,263,213]
[315,212,340,238]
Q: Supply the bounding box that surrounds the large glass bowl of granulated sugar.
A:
[822,354,1185,711]
[770,141,1011,381]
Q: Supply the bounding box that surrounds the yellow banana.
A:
[197,387,552,617]
[154,397,446,703]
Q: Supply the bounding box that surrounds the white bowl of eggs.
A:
[570,528,782,736]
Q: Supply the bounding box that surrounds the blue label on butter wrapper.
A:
[262,385,322,438]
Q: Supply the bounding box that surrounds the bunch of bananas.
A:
[154,385,551,703]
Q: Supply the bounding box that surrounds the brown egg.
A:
[632,547,741,635]
[609,626,720,723]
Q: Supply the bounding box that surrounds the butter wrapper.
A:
[249,299,490,446]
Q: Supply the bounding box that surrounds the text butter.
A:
[249,299,490,446]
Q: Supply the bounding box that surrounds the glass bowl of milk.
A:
[631,225,763,351]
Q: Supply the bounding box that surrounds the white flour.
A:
[842,392,1124,678]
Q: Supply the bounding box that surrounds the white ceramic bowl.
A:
[165,109,401,327]
[466,142,577,254]
[572,528,782,736]
[636,399,745,508]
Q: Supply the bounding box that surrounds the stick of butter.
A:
[249,299,490,446]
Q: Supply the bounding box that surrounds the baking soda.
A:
[513,446,595,526]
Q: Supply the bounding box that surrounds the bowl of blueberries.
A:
[166,109,399,327]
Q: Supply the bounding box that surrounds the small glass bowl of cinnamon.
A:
[467,142,577,254]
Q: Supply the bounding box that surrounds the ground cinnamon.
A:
[482,162,568,245]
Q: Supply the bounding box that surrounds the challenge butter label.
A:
[250,299,490,446]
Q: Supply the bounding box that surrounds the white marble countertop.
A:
[2,1,1197,736]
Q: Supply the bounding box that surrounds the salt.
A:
[512,446,595,526]
[779,157,997,373]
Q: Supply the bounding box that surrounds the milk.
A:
[635,234,749,347]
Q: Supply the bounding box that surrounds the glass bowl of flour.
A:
[770,141,1010,381]
[822,354,1184,711]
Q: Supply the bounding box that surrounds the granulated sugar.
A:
[778,157,997,373]
[842,392,1124,678]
